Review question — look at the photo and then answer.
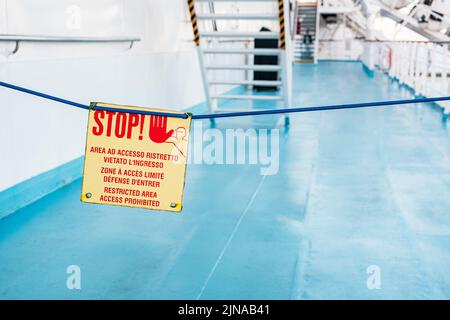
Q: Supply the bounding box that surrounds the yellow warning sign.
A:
[81,102,191,212]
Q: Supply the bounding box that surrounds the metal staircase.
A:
[187,0,291,125]
[293,1,319,63]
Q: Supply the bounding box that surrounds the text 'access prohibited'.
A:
[81,103,191,212]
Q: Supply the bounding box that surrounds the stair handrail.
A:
[0,34,141,54]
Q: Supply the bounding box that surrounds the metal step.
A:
[212,94,283,101]
[298,5,317,8]
[294,59,315,63]
[201,31,279,39]
[214,108,263,113]
[206,64,281,71]
[197,13,278,20]
[294,57,314,60]
[203,48,281,55]
[209,80,282,86]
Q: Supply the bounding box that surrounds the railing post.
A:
[187,0,214,119]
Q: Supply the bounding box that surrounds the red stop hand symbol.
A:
[149,115,174,143]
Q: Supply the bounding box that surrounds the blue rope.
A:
[1,80,450,120]
[191,96,450,119]
[0,81,90,110]
[0,81,190,119]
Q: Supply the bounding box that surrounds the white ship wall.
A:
[0,0,205,191]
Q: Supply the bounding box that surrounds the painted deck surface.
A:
[1,61,450,299]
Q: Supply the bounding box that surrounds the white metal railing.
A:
[362,40,450,114]
[0,34,141,54]
[187,0,292,125]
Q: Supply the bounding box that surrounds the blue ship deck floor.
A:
[1,61,450,299]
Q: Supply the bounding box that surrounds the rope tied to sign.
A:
[1,81,450,120]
